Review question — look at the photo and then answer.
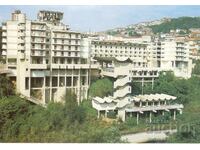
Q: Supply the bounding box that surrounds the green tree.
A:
[192,60,200,75]
[0,75,15,98]
[89,77,113,98]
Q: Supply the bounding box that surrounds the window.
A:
[25,77,29,90]
[52,77,58,87]
[59,77,65,87]
[66,77,72,86]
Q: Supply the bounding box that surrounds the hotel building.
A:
[0,10,98,105]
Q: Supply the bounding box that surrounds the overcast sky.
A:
[0,5,200,32]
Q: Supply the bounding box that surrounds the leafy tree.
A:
[0,95,121,143]
[0,75,15,98]
[89,77,113,98]
[192,60,200,75]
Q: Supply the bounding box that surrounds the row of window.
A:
[94,49,150,54]
[94,45,146,50]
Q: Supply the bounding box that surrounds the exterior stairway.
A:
[20,94,46,108]
[114,76,131,88]
[113,75,132,99]
[113,86,132,99]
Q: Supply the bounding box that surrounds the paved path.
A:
[121,129,177,143]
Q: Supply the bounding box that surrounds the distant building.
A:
[88,34,192,78]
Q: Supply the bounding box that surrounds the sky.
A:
[0,5,200,32]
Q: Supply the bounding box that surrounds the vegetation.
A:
[130,71,200,143]
[0,75,15,98]
[0,95,121,143]
[106,30,119,36]
[192,60,200,75]
[1,69,200,143]
[89,77,113,98]
[0,75,121,143]
[149,17,200,33]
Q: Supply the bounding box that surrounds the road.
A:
[121,129,177,143]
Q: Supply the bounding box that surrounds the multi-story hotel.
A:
[88,34,192,78]
[0,10,98,105]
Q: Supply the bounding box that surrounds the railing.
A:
[102,67,114,72]
[0,64,7,70]
[114,86,131,98]
[114,76,131,89]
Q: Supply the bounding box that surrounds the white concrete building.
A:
[92,57,184,124]
[89,35,192,78]
[0,10,98,105]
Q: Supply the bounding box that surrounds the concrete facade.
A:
[0,10,98,105]
[88,35,192,78]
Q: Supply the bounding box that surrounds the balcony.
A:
[31,70,49,77]
[31,47,45,50]
[31,40,45,44]
[51,64,91,69]
[19,26,25,30]
[2,26,7,30]
[2,39,7,43]
[31,52,45,57]
[19,32,25,37]
[18,46,25,50]
[19,53,25,59]
[2,32,7,37]
[2,44,7,50]
[29,64,47,69]
[31,33,46,37]
[31,27,46,31]
[18,39,24,43]
[1,50,7,55]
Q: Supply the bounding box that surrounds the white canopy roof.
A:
[93,96,117,104]
[132,93,177,102]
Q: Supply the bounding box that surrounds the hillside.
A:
[149,17,200,33]
[104,16,200,36]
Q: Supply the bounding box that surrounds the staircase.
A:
[20,94,46,108]
[113,75,132,99]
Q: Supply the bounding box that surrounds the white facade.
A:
[92,58,184,124]
[0,10,99,105]
[89,35,192,78]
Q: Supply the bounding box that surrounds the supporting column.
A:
[149,112,152,123]
[137,112,139,125]
[105,110,107,118]
[130,112,133,117]
[97,110,100,119]
[162,111,165,116]
[43,77,46,104]
[142,78,144,95]
[173,110,176,120]
[152,78,154,90]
